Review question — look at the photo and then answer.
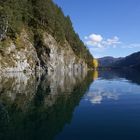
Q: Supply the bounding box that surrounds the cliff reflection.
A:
[0,71,93,140]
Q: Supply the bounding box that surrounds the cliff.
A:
[0,29,88,73]
[0,0,94,73]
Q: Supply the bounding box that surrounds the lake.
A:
[0,69,140,140]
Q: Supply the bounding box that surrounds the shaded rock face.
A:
[43,33,87,74]
[0,16,8,41]
[0,30,88,73]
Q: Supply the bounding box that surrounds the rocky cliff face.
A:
[0,30,39,72]
[0,29,88,73]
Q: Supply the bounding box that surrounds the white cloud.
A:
[84,33,140,58]
[85,41,104,48]
[85,33,121,49]
[106,36,120,46]
[89,34,103,42]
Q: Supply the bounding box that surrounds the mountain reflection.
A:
[0,71,93,140]
[98,69,140,86]
[1,69,140,139]
[86,69,140,105]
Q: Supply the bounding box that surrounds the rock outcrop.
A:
[0,29,88,73]
[0,0,95,73]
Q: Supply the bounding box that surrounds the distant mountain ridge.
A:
[98,51,140,70]
[98,56,123,67]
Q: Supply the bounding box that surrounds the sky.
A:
[54,0,140,58]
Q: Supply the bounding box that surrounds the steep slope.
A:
[0,0,95,72]
[0,30,89,73]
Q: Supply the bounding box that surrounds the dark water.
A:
[0,69,140,140]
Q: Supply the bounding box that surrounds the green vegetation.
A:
[0,0,94,67]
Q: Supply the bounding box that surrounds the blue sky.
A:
[54,0,140,58]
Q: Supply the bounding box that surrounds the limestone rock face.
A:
[0,30,88,73]
[42,33,88,74]
[0,30,39,72]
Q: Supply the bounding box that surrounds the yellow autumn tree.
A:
[93,59,98,69]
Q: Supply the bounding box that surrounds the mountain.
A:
[0,0,95,73]
[112,51,140,70]
[98,51,140,70]
[98,56,123,67]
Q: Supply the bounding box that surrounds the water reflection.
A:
[99,69,140,85]
[86,69,140,105]
[56,70,140,140]
[1,69,140,140]
[87,90,119,104]
[0,71,93,140]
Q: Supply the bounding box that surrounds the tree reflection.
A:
[0,71,94,140]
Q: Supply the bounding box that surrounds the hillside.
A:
[98,56,123,67]
[0,0,95,72]
[112,51,140,70]
[98,52,140,70]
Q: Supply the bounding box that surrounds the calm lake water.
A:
[0,69,140,140]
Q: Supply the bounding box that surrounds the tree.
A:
[0,0,94,68]
[93,59,98,69]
